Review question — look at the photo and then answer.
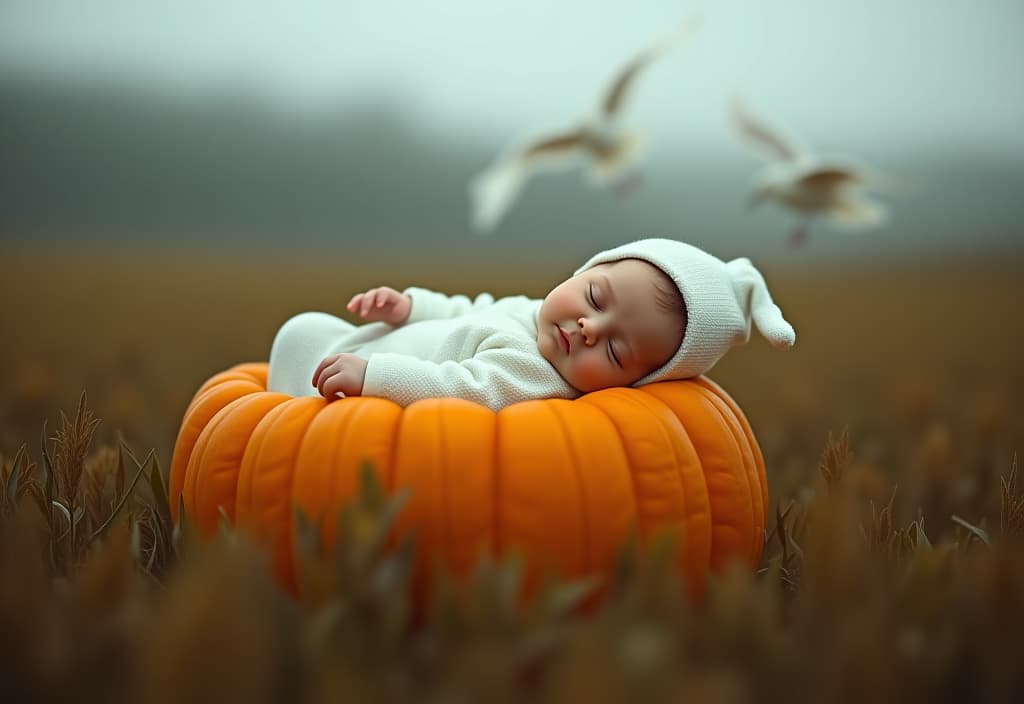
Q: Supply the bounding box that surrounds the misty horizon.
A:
[2,71,1023,264]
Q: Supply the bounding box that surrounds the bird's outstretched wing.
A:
[600,14,703,118]
[730,99,809,163]
[841,160,921,194]
[469,161,529,234]
[803,160,920,196]
[469,130,585,234]
[522,133,586,159]
[798,167,859,190]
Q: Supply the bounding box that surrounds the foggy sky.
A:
[2,0,1022,156]
[1,1,1022,259]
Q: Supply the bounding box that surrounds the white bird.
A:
[730,99,909,247]
[469,15,703,234]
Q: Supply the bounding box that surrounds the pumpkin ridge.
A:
[550,402,592,575]
[636,392,693,529]
[231,362,268,386]
[492,410,504,558]
[720,393,762,564]
[693,385,763,564]
[322,403,349,530]
[188,372,256,414]
[409,401,496,580]
[238,397,322,594]
[589,389,693,530]
[619,390,699,567]
[646,385,751,568]
[396,402,452,581]
[582,387,714,597]
[436,406,451,572]
[331,403,359,527]
[278,399,326,592]
[234,401,264,527]
[235,395,285,525]
[294,401,357,556]
[171,379,264,519]
[694,378,768,535]
[386,401,403,493]
[191,394,292,536]
[184,396,243,525]
[671,386,753,568]
[260,397,322,521]
[576,395,643,542]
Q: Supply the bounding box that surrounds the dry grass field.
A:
[2,243,1024,701]
[3,244,1021,477]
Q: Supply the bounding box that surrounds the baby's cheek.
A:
[536,334,557,365]
[573,355,615,391]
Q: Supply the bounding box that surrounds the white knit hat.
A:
[575,238,796,384]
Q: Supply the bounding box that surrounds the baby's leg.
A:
[267,312,355,397]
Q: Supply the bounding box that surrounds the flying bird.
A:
[469,15,703,234]
[730,99,910,248]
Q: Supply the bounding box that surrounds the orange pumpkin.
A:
[169,362,767,601]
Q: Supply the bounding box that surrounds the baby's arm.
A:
[399,287,497,323]
[361,348,574,412]
[346,287,412,325]
[311,353,367,399]
[346,286,498,325]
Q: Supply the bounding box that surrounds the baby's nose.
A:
[577,317,597,346]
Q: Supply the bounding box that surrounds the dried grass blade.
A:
[914,518,932,551]
[172,494,187,556]
[4,443,27,510]
[147,454,173,531]
[765,500,795,546]
[114,432,127,501]
[89,445,151,543]
[1000,454,1023,538]
[952,514,992,546]
[818,428,851,491]
[51,499,72,528]
[41,420,55,533]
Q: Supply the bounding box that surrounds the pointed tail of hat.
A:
[726,258,796,349]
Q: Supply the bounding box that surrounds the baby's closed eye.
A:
[608,340,623,367]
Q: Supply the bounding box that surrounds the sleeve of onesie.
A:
[401,286,497,323]
[361,347,573,412]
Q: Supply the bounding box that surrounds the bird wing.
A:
[730,100,809,163]
[469,129,585,234]
[468,159,530,234]
[600,15,702,118]
[522,132,586,160]
[841,160,921,194]
[798,168,860,190]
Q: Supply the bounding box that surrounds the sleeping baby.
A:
[267,238,795,411]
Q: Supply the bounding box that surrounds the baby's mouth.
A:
[556,325,570,353]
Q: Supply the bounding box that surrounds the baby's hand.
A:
[312,353,368,400]
[346,286,411,325]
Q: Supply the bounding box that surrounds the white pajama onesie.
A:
[266,286,580,412]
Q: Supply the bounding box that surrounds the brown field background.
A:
[2,243,1023,514]
[4,242,1024,701]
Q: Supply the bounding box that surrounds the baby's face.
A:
[537,259,683,392]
